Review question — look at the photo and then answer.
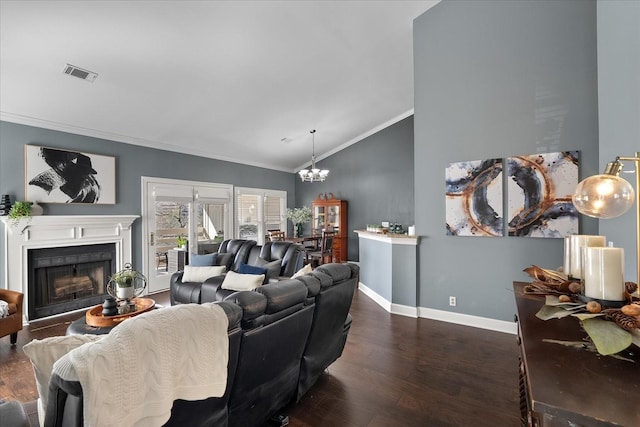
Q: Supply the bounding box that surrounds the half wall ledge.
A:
[354,229,419,317]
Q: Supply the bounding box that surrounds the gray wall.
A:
[597,0,640,285]
[0,121,295,289]
[3,0,632,326]
[414,0,599,321]
[295,116,415,261]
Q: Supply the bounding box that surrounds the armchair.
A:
[0,289,24,345]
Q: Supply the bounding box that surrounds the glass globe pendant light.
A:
[572,161,635,219]
[572,152,639,293]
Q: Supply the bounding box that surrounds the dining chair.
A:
[267,230,285,242]
[307,231,335,267]
[301,229,323,252]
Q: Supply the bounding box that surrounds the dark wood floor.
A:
[0,290,520,426]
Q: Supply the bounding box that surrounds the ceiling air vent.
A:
[62,64,98,82]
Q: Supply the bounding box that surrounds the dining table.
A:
[284,235,323,262]
[284,235,321,247]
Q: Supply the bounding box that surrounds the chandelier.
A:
[298,129,329,182]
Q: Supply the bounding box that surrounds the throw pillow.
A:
[291,263,313,279]
[253,258,283,282]
[189,253,217,266]
[23,334,104,422]
[237,263,268,276]
[221,270,264,292]
[181,265,226,283]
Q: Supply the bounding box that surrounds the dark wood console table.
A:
[514,281,640,427]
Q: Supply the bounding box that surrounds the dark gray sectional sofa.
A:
[44,262,359,427]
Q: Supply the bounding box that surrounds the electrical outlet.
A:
[449,296,456,306]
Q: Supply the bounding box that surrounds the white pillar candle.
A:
[569,235,606,279]
[563,236,572,275]
[408,225,416,236]
[582,247,625,301]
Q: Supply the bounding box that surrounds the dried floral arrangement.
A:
[523,265,640,358]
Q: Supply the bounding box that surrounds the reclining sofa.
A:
[43,262,359,427]
[170,239,306,305]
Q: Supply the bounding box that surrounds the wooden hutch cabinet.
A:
[312,193,348,262]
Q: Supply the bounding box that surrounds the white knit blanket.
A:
[64,303,229,427]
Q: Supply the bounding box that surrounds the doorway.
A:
[141,177,233,293]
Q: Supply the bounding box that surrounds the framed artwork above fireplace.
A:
[25,145,116,204]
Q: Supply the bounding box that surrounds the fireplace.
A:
[28,243,116,320]
[1,215,138,322]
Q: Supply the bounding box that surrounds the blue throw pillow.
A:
[237,263,268,276]
[189,253,217,266]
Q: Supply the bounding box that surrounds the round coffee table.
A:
[66,316,114,335]
[66,301,162,335]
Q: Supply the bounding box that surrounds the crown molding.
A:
[0,111,293,173]
[1,109,414,175]
[292,109,414,172]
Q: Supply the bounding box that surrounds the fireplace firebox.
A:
[28,243,116,320]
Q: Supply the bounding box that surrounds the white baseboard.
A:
[357,283,516,335]
[358,283,391,312]
[418,307,517,334]
[391,303,418,318]
[357,283,417,318]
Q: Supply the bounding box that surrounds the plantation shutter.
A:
[265,195,283,231]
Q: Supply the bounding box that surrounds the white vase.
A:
[30,201,43,216]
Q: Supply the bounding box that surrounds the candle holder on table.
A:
[563,234,606,281]
[578,245,627,308]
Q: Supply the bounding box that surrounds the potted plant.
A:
[7,201,32,226]
[107,263,146,300]
[286,206,312,238]
[176,235,187,250]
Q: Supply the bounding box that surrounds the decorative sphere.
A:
[572,174,635,219]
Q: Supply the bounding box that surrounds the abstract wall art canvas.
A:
[507,151,579,238]
[446,158,503,237]
[25,145,116,204]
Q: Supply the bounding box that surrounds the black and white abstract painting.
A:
[446,158,503,237]
[507,151,579,238]
[25,145,116,204]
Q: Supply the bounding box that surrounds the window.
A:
[235,187,286,245]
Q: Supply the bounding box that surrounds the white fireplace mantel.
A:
[1,215,139,322]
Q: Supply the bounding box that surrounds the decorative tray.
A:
[86,297,155,327]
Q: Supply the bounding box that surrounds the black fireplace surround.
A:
[27,243,116,320]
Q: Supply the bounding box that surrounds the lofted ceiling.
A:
[0,0,440,172]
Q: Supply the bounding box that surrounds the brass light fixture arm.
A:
[631,152,639,290]
[614,152,640,289]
